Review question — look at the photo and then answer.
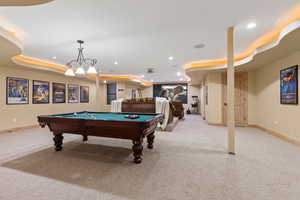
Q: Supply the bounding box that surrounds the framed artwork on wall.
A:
[80,86,89,103]
[33,80,50,104]
[280,65,298,105]
[52,82,66,103]
[68,84,79,103]
[6,77,29,105]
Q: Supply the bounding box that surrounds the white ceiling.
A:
[0,0,300,81]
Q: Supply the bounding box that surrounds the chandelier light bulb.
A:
[65,40,97,77]
[75,67,85,75]
[87,66,97,74]
[64,68,75,76]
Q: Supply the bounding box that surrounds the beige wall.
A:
[0,65,149,131]
[123,83,141,99]
[206,72,223,124]
[0,65,98,131]
[248,70,257,125]
[100,81,142,112]
[253,51,300,141]
[141,86,153,98]
[99,83,110,112]
[200,51,300,142]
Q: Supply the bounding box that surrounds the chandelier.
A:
[64,40,98,76]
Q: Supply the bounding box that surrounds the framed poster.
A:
[280,65,298,105]
[52,82,66,103]
[6,77,29,105]
[33,80,49,104]
[68,84,79,103]
[80,86,89,103]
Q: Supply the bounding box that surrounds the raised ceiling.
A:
[187,27,300,85]
[0,0,53,6]
[0,0,300,82]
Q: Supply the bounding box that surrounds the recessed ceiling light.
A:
[177,72,181,77]
[52,56,57,59]
[114,61,118,65]
[103,80,107,83]
[247,22,257,29]
[168,56,174,61]
[180,78,184,81]
[194,44,205,49]
[150,79,154,82]
[140,75,145,78]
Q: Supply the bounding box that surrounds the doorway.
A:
[222,72,248,126]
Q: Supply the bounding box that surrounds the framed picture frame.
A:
[68,84,79,103]
[280,65,298,105]
[52,82,66,103]
[80,86,89,103]
[32,80,50,104]
[6,77,29,105]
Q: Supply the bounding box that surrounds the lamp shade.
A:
[64,68,75,76]
[87,66,97,74]
[75,67,85,75]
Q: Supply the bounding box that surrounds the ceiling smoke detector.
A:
[147,68,155,74]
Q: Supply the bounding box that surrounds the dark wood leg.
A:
[53,133,64,151]
[132,139,143,164]
[83,135,88,142]
[147,132,155,149]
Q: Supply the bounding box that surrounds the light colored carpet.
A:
[0,115,300,200]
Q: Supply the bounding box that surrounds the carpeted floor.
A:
[0,115,300,200]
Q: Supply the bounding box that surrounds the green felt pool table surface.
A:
[49,111,159,122]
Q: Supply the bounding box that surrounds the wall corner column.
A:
[95,76,101,112]
[227,26,236,154]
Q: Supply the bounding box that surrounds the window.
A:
[107,83,117,105]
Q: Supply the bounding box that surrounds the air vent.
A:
[194,43,205,49]
[147,68,155,74]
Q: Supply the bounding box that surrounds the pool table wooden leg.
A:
[132,139,143,164]
[53,133,64,151]
[147,132,155,149]
[83,135,88,142]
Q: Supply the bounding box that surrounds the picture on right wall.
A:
[280,65,298,105]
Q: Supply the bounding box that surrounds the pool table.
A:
[38,111,163,164]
